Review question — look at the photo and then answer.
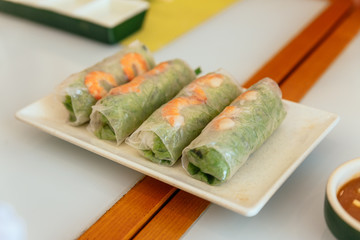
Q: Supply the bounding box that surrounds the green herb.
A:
[63,95,76,122]
[195,67,202,75]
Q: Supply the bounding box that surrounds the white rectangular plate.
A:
[16,94,339,216]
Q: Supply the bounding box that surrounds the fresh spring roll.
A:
[59,40,155,126]
[126,69,242,166]
[182,78,287,185]
[88,59,196,144]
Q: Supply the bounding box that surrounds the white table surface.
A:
[3,0,355,239]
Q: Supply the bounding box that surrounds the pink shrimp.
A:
[120,52,149,80]
[162,97,203,127]
[84,71,117,100]
[109,62,169,95]
[212,106,237,130]
[235,90,258,102]
[186,73,225,102]
[109,76,145,95]
[195,73,224,87]
[212,90,258,130]
[162,73,225,127]
[145,62,169,76]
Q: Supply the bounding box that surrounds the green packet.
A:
[182,78,287,185]
[58,40,155,126]
[88,59,196,144]
[126,69,242,166]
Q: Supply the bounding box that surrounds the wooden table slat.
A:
[281,7,360,102]
[78,177,177,240]
[243,0,352,88]
[133,191,210,240]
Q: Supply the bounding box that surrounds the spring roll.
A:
[59,40,155,126]
[89,59,196,144]
[126,69,242,166]
[182,78,287,185]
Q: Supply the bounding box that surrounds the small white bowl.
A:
[325,157,360,240]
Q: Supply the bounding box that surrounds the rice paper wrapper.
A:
[57,40,155,126]
[89,59,196,144]
[182,78,287,185]
[126,69,242,166]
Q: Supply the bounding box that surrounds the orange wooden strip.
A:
[133,191,210,240]
[281,7,360,102]
[243,0,352,88]
[78,177,177,240]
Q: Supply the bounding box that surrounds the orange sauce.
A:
[337,176,360,221]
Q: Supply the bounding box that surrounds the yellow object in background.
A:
[122,0,239,52]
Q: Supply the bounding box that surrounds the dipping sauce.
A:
[337,176,360,221]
